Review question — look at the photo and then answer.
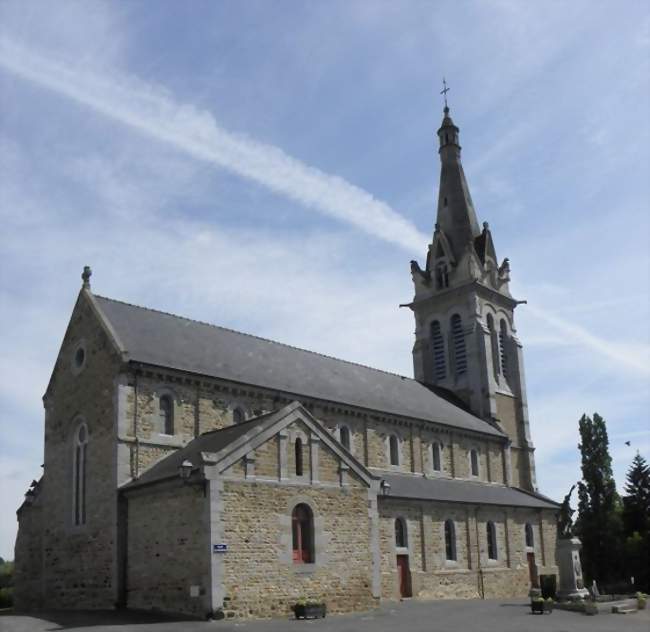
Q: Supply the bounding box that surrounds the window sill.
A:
[292,563,318,574]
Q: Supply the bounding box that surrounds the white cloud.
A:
[525,304,650,376]
[0,38,427,254]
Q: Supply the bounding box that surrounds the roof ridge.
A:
[93,294,416,382]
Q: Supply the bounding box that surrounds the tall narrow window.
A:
[233,407,245,424]
[431,320,446,381]
[487,521,498,560]
[435,263,449,289]
[432,442,442,472]
[160,395,174,435]
[451,314,467,376]
[525,523,534,548]
[487,314,500,377]
[470,449,479,477]
[499,319,509,378]
[73,422,88,526]
[389,435,400,466]
[292,503,314,563]
[339,425,351,451]
[395,518,407,548]
[444,519,457,561]
[295,438,304,476]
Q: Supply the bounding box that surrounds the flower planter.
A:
[294,603,326,619]
[531,600,553,614]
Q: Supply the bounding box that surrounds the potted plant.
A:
[293,598,326,619]
[637,592,647,610]
[531,597,545,614]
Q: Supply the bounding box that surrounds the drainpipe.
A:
[475,507,485,599]
[133,370,139,479]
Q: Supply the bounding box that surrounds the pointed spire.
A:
[432,107,480,263]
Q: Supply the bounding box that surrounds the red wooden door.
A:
[527,552,539,588]
[396,555,412,598]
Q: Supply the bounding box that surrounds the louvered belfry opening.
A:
[450,314,467,376]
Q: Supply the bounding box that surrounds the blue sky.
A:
[0,1,648,559]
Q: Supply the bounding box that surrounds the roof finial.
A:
[440,77,450,112]
[81,265,92,290]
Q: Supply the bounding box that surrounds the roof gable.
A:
[92,294,504,438]
[124,401,377,489]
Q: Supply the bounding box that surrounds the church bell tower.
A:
[407,105,537,491]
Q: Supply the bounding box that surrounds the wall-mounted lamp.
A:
[178,459,194,481]
[178,459,207,496]
[380,480,391,496]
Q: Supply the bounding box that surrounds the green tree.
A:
[0,558,13,608]
[575,413,623,586]
[623,453,650,534]
[622,453,650,590]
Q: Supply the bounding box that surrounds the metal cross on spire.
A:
[440,77,450,109]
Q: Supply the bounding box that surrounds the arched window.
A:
[470,449,479,477]
[487,314,500,377]
[339,425,351,451]
[395,518,407,548]
[525,523,534,548]
[389,435,400,466]
[232,407,245,424]
[295,438,304,476]
[444,519,457,561]
[73,422,88,526]
[431,320,446,381]
[292,504,314,563]
[435,263,449,289]
[160,395,174,435]
[432,442,442,472]
[450,314,467,376]
[499,319,509,378]
[487,521,498,560]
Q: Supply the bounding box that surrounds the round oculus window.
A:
[71,342,87,374]
[74,347,85,368]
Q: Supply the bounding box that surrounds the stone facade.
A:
[13,292,559,616]
[380,503,558,601]
[15,294,122,610]
[125,483,207,616]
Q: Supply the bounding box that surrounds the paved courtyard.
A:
[2,599,649,632]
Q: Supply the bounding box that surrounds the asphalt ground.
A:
[2,599,649,632]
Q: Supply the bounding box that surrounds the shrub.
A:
[0,587,13,609]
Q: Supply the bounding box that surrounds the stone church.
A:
[14,107,559,619]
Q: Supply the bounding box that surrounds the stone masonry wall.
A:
[13,499,44,610]
[126,483,208,617]
[18,292,122,609]
[379,500,558,601]
[220,481,375,619]
[122,371,509,490]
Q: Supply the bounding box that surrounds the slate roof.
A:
[92,294,504,437]
[382,472,560,509]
